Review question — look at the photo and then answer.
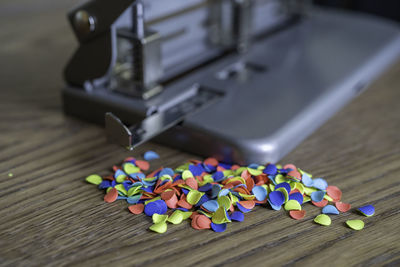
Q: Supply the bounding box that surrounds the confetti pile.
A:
[86,151,374,233]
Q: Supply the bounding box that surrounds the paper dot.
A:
[346,219,364,230]
[314,214,331,226]
[85,174,103,185]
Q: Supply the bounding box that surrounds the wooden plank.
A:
[0,1,399,266]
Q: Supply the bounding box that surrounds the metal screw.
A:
[74,10,96,35]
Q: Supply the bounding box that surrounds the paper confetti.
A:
[314,214,331,226]
[143,150,160,161]
[346,219,365,230]
[86,155,373,233]
[358,205,375,217]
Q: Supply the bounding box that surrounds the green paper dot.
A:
[346,219,364,230]
[182,170,194,180]
[149,222,167,233]
[217,195,231,210]
[167,211,184,224]
[314,214,331,226]
[212,206,231,224]
[152,214,168,224]
[85,174,102,185]
[186,190,204,205]
[247,167,262,176]
[284,200,301,211]
[123,163,140,175]
[114,184,127,196]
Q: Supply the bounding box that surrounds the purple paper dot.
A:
[263,164,277,175]
[236,202,251,213]
[144,202,161,216]
[230,211,244,222]
[269,191,285,207]
[358,204,375,216]
[198,183,213,192]
[211,223,227,232]
[275,182,291,194]
[289,192,304,205]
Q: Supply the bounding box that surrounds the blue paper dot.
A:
[312,178,328,190]
[218,163,232,170]
[322,205,339,215]
[159,168,174,177]
[358,204,375,216]
[236,202,251,213]
[212,171,225,182]
[196,194,210,207]
[275,182,291,194]
[252,186,268,201]
[129,172,145,180]
[263,164,277,175]
[198,183,213,192]
[268,191,285,207]
[189,164,204,176]
[202,200,219,212]
[248,163,259,169]
[289,192,304,205]
[98,180,111,189]
[127,195,141,204]
[154,199,167,214]
[218,188,230,197]
[143,150,160,161]
[211,184,222,199]
[144,202,161,216]
[311,191,325,202]
[203,163,216,173]
[230,211,244,222]
[268,200,282,211]
[211,222,227,232]
[302,173,314,187]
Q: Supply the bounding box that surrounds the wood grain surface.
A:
[0,1,399,266]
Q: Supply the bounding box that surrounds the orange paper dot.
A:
[128,204,144,214]
[289,210,306,220]
[238,200,255,210]
[312,199,328,207]
[135,160,150,171]
[204,157,219,167]
[185,177,198,190]
[326,185,342,202]
[104,188,118,203]
[195,215,211,229]
[284,164,297,170]
[335,202,351,212]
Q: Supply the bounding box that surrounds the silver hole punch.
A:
[63,0,400,164]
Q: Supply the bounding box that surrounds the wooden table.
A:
[1,1,399,266]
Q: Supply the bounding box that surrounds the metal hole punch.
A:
[63,0,400,164]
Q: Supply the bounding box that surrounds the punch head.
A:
[105,112,133,150]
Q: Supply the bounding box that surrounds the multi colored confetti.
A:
[85,155,375,233]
